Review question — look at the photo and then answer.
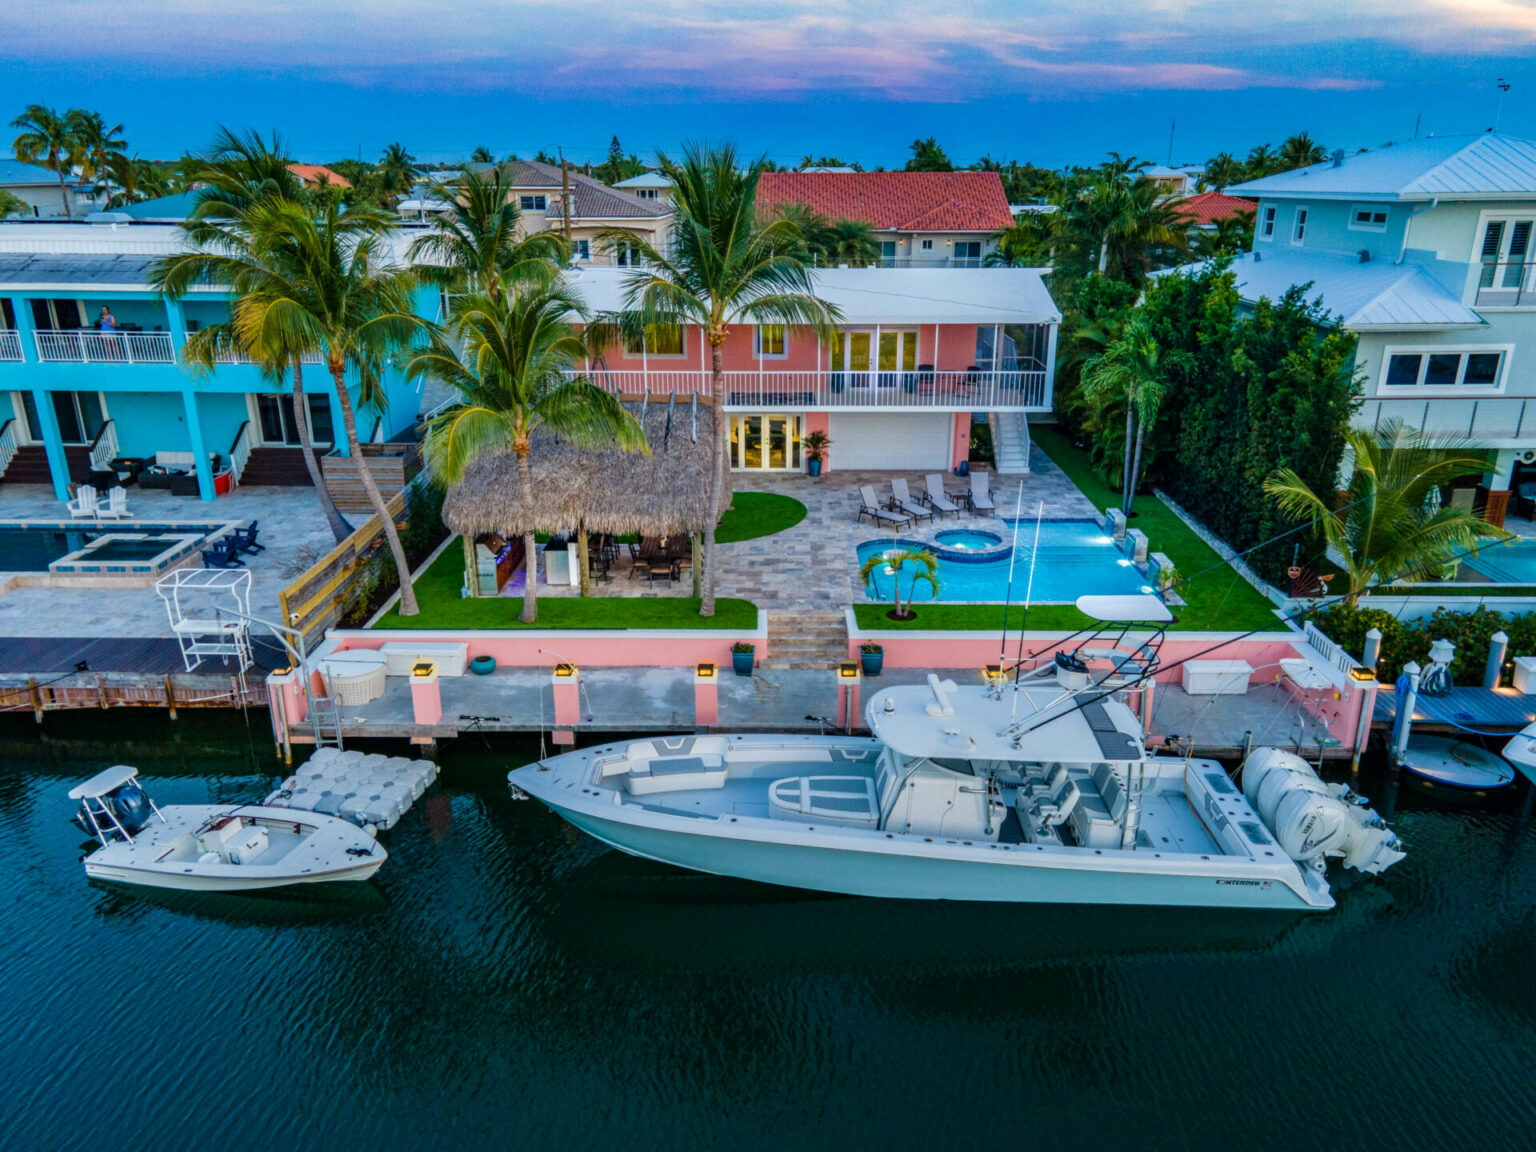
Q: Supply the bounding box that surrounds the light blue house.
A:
[1223,133,1536,520]
[0,219,433,501]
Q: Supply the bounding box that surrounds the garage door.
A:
[828,413,951,470]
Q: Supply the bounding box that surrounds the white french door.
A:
[730,414,802,470]
[830,329,917,388]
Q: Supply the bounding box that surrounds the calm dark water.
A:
[3,713,1535,1151]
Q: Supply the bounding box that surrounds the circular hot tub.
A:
[934,529,1003,551]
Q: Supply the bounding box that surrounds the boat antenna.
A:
[1011,499,1045,718]
[994,478,1027,692]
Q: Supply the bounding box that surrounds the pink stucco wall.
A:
[594,323,989,376]
[328,628,761,668]
[804,411,830,472]
[951,413,970,469]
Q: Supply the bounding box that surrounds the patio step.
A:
[238,446,321,487]
[0,444,90,486]
[762,611,848,670]
[989,411,1032,475]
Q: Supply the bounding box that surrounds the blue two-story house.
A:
[0,219,431,502]
[1223,133,1536,524]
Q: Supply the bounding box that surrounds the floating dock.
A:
[264,748,438,830]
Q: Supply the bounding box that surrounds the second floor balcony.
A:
[579,367,1049,410]
[34,329,175,364]
[1476,261,1536,308]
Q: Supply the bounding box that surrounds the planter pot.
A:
[861,650,884,677]
[732,648,755,676]
[807,459,823,478]
[470,655,497,676]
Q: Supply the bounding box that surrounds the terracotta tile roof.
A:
[288,163,353,190]
[1170,191,1256,226]
[757,171,1013,232]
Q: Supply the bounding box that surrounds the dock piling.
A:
[1391,662,1421,761]
[1484,631,1509,690]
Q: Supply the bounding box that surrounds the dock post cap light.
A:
[696,662,716,678]
[983,663,1004,681]
[553,662,576,678]
[412,660,437,678]
[838,661,861,679]
[1348,667,1376,682]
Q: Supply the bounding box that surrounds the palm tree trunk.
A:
[1121,402,1135,515]
[56,162,72,219]
[691,533,701,598]
[1097,238,1108,275]
[291,361,353,543]
[516,450,538,624]
[701,338,726,617]
[1127,419,1146,517]
[330,363,419,617]
[577,526,590,597]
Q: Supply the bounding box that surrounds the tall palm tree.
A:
[1202,152,1244,193]
[1245,143,1277,180]
[407,286,647,622]
[1081,316,1186,514]
[378,143,417,206]
[154,199,433,613]
[10,104,81,217]
[470,146,495,165]
[1278,133,1327,172]
[70,110,127,188]
[103,154,169,208]
[406,167,568,308]
[598,142,839,616]
[821,218,880,266]
[1265,421,1510,606]
[1191,209,1256,258]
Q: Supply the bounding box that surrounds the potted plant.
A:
[860,642,884,676]
[804,430,830,478]
[732,641,755,676]
[858,547,941,622]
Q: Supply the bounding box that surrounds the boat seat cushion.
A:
[620,753,727,795]
[768,775,879,827]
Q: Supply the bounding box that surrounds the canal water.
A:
[3,713,1534,1151]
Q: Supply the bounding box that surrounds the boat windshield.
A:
[919,757,975,775]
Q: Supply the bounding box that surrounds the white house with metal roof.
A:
[1224,133,1536,523]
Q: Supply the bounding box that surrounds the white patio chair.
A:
[68,485,99,520]
[890,478,935,522]
[858,485,910,528]
[969,471,996,512]
[924,474,961,516]
[98,486,131,520]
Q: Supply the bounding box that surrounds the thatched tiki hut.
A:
[443,401,728,596]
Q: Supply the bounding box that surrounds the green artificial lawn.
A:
[716,492,808,543]
[375,543,758,630]
[856,426,1286,633]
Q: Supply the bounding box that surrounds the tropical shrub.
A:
[1309,603,1536,685]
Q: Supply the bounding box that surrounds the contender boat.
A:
[511,597,1405,911]
[69,766,386,891]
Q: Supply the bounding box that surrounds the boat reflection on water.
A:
[85,871,389,925]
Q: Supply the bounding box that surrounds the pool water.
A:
[933,529,1003,551]
[1463,539,1536,584]
[82,536,184,562]
[0,527,98,571]
[859,520,1152,602]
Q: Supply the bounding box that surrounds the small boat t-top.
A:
[510,598,1405,911]
[69,766,386,892]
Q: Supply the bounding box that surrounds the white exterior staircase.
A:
[989,411,1032,474]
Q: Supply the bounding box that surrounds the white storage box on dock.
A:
[1182,660,1254,695]
[1513,656,1536,695]
[378,642,469,677]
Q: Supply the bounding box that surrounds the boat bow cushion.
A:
[620,754,728,795]
[768,775,880,827]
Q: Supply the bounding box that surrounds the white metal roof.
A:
[1230,134,1536,202]
[69,765,141,800]
[1163,249,1484,331]
[568,264,1061,325]
[613,172,672,189]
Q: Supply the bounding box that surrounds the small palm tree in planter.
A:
[859,547,941,621]
[732,641,756,676]
[804,430,831,477]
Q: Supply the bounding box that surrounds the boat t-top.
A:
[69,766,387,892]
[510,596,1405,911]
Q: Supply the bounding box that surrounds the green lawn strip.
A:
[855,427,1286,633]
[716,492,808,543]
[375,544,757,630]
[1367,585,1536,598]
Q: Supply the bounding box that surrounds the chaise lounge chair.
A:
[923,474,961,517]
[890,478,935,522]
[858,485,911,528]
[969,471,996,512]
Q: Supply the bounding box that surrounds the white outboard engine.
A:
[1241,748,1405,875]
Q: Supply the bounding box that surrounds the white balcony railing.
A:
[88,420,119,472]
[33,329,175,364]
[214,348,327,366]
[0,330,22,362]
[1363,395,1533,442]
[1475,261,1536,308]
[228,420,252,487]
[576,368,1049,410]
[0,418,18,478]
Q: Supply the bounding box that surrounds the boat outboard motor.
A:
[1241,748,1405,875]
[108,781,155,835]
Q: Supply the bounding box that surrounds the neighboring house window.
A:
[624,325,686,357]
[1349,205,1389,232]
[880,240,897,265]
[755,325,787,359]
[615,242,644,267]
[1381,347,1509,391]
[954,241,982,264]
[920,239,934,251]
[519,195,547,211]
[1260,205,1276,240]
[635,188,659,200]
[1291,207,1308,244]
[569,239,590,260]
[1477,217,1534,304]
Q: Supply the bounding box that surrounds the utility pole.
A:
[559,147,573,243]
[1166,120,1175,166]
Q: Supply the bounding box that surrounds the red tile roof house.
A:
[287,164,353,190]
[757,171,1015,267]
[1169,191,1256,228]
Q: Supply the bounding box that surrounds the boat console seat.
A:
[619,754,728,796]
[768,775,880,828]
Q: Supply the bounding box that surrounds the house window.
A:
[569,239,590,261]
[1291,207,1308,244]
[1381,347,1509,391]
[624,325,686,358]
[1260,205,1276,240]
[1476,217,1535,304]
[1349,205,1389,232]
[635,188,659,200]
[519,195,547,211]
[920,239,934,251]
[755,325,787,359]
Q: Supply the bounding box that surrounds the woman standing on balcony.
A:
[96,306,117,331]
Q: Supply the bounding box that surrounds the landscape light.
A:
[696,662,715,678]
[554,663,576,678]
[838,662,860,679]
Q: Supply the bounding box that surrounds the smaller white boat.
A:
[69,766,387,892]
[1398,736,1515,793]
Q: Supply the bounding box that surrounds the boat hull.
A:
[516,772,1324,912]
[83,856,385,892]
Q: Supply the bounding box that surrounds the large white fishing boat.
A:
[511,597,1405,911]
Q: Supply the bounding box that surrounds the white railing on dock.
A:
[0,330,22,362]
[1304,621,1364,676]
[575,368,1049,410]
[34,328,175,364]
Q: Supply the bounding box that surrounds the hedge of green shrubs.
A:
[1310,603,1536,685]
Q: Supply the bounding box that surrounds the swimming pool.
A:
[1463,539,1536,584]
[858,520,1153,603]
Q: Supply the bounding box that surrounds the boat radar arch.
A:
[1075,594,1173,624]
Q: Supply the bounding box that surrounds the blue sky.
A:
[4,1,1535,168]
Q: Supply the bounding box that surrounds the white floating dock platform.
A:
[265,748,438,830]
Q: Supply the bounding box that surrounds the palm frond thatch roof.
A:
[442,401,728,538]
